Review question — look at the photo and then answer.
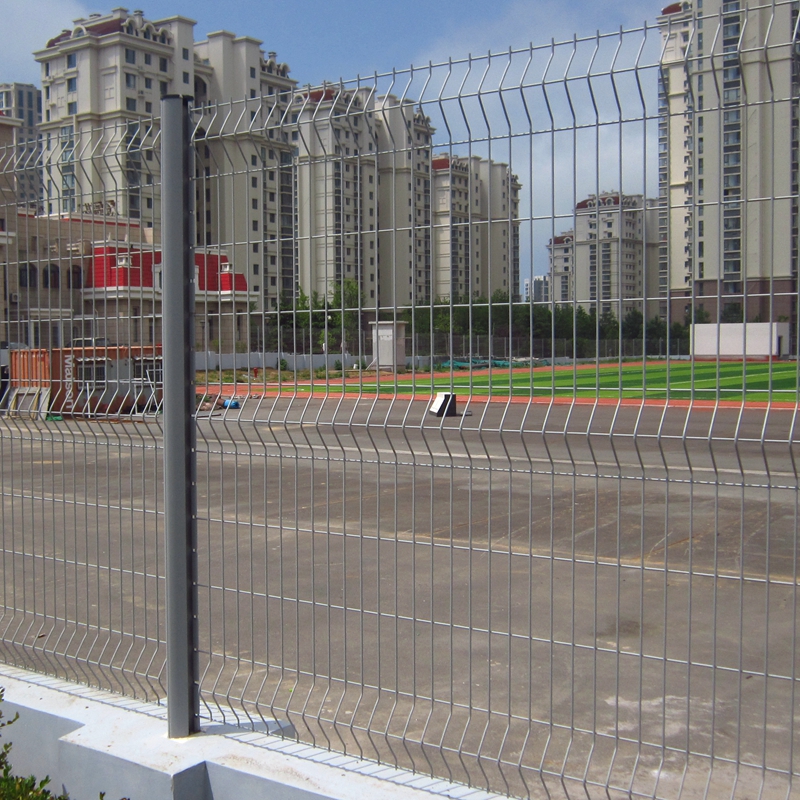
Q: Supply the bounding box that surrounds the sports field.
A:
[344,359,800,403]
[203,359,800,403]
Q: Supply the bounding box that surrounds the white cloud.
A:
[0,0,91,85]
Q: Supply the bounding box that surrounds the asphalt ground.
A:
[0,397,798,798]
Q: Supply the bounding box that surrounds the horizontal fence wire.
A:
[0,2,799,797]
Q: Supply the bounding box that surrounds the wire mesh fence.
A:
[0,2,799,797]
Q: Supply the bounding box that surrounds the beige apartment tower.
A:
[548,192,660,317]
[658,0,799,326]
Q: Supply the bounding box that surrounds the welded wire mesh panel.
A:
[0,2,798,799]
[0,113,166,701]
[190,4,800,797]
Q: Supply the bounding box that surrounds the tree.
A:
[553,304,575,339]
[670,321,686,340]
[621,309,643,340]
[575,306,596,340]
[720,303,743,323]
[598,309,619,340]
[646,316,667,342]
[687,305,711,325]
[327,278,363,351]
[531,304,552,339]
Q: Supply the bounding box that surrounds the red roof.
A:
[47,17,124,48]
[661,3,683,14]
[576,194,620,209]
[305,88,339,104]
[431,156,450,170]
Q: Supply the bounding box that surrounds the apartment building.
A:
[33,10,291,283]
[0,83,42,208]
[533,275,550,303]
[547,192,660,317]
[192,33,295,312]
[0,206,249,350]
[25,7,525,340]
[548,231,574,304]
[294,86,378,303]
[657,0,799,324]
[523,275,550,304]
[374,94,434,306]
[431,154,521,302]
[31,8,295,347]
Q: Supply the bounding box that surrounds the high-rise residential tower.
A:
[658,0,799,325]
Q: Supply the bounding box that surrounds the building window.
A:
[126,97,137,112]
[160,81,168,95]
[182,47,190,60]
[67,53,76,69]
[144,53,152,65]
[125,48,136,65]
[182,72,189,84]
[145,77,152,89]
[19,264,37,288]
[43,264,60,289]
[250,67,256,78]
[67,265,82,289]
[125,73,136,89]
[159,57,168,72]
[145,101,152,114]
[67,101,77,115]
[67,77,77,92]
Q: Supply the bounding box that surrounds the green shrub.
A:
[0,688,127,799]
[0,687,69,798]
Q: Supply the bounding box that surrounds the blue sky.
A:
[4,0,660,87]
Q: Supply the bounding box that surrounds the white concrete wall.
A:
[691,322,790,357]
[0,666,470,800]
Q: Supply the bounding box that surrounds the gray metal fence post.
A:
[161,94,199,738]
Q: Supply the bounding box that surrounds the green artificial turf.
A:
[425,360,799,401]
[306,360,800,402]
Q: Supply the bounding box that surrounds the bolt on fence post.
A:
[161,94,200,738]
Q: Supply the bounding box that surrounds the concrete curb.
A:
[0,666,498,800]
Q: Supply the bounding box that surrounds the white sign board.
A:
[691,323,790,357]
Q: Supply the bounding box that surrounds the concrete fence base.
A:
[0,666,494,800]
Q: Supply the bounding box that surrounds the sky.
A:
[3,0,661,87]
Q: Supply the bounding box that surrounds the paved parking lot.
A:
[0,397,798,797]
